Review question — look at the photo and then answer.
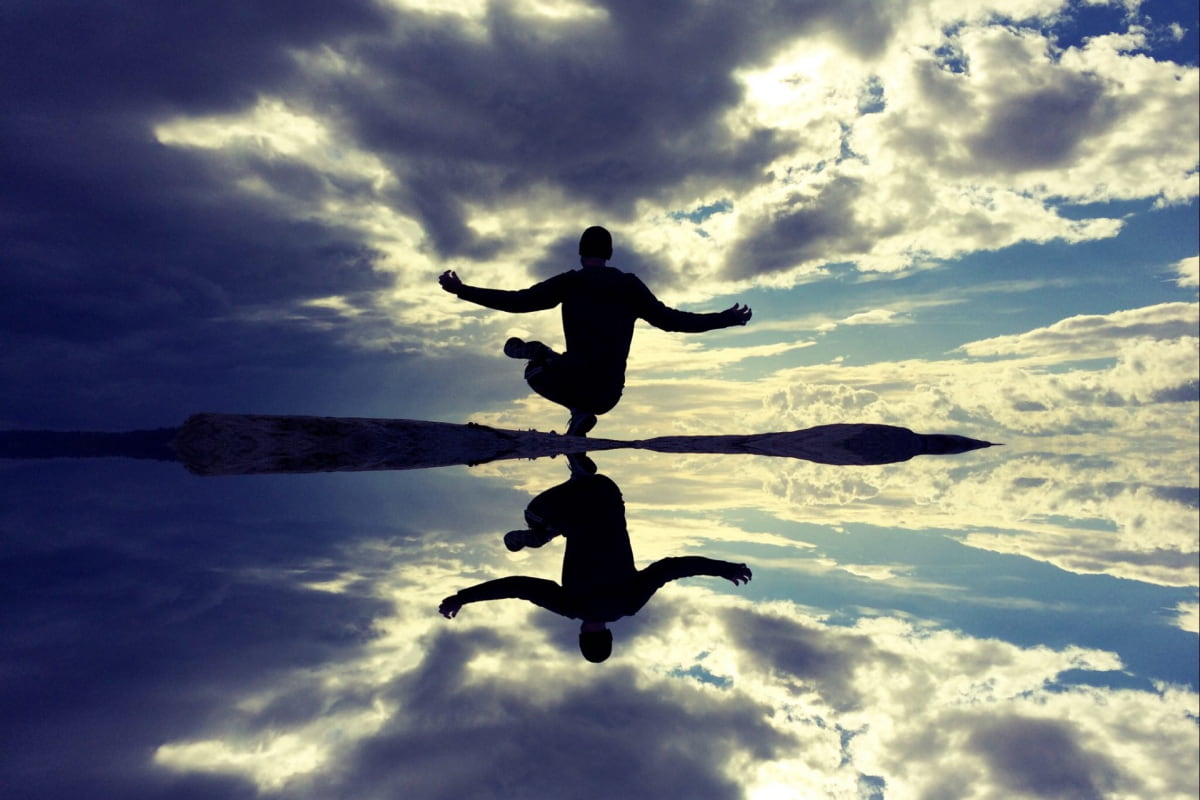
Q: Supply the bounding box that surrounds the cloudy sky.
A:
[1,0,1197,798]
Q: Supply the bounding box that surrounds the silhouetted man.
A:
[438,226,752,436]
[438,469,752,663]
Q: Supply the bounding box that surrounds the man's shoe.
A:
[504,337,554,361]
[565,412,597,437]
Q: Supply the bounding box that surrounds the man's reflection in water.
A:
[439,455,752,662]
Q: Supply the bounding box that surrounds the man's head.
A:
[578,621,612,663]
[578,226,613,261]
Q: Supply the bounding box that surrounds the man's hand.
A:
[723,563,753,585]
[439,270,463,295]
[722,303,752,326]
[439,596,464,619]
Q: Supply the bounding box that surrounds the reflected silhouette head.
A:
[579,622,613,663]
[578,226,612,261]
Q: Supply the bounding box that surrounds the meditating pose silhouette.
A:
[439,226,751,435]
[438,467,752,663]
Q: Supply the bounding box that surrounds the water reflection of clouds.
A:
[3,439,1194,798]
[767,452,1198,587]
[480,440,1198,591]
[150,553,1196,800]
[35,448,1165,799]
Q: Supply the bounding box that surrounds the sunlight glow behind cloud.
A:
[143,0,1197,320]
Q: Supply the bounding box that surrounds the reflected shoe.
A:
[565,411,597,437]
[504,529,553,552]
[504,337,554,361]
[566,452,597,477]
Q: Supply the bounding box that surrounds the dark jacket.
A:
[456,266,734,390]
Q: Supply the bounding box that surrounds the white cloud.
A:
[814,308,910,332]
[1173,601,1200,634]
[1175,256,1200,288]
[958,302,1199,362]
[713,3,1196,284]
[839,308,905,326]
[627,328,816,374]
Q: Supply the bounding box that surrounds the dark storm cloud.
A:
[304,629,791,800]
[966,73,1118,172]
[0,113,388,337]
[0,0,387,114]
[321,0,899,256]
[1,316,351,428]
[0,461,398,800]
[0,1,400,428]
[724,176,870,278]
[967,715,1121,799]
[0,0,390,290]
[721,604,887,710]
[0,313,523,430]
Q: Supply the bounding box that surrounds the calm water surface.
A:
[1,438,1196,799]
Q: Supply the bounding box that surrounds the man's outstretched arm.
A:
[630,276,752,333]
[616,557,751,618]
[439,269,565,313]
[640,556,752,589]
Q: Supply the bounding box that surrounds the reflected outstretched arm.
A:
[439,595,465,619]
[439,575,570,619]
[640,556,753,592]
